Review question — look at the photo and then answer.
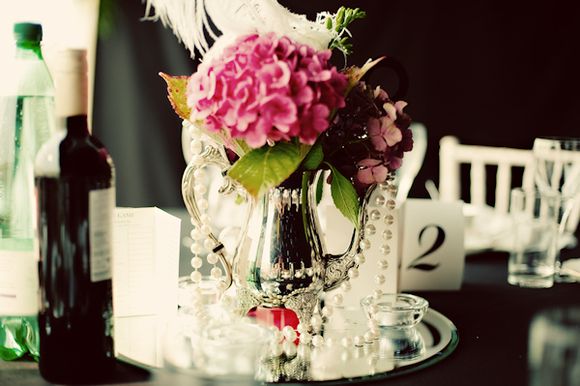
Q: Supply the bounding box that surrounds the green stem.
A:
[301,171,313,246]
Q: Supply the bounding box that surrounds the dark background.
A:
[93,0,580,208]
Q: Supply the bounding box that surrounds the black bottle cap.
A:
[14,22,43,42]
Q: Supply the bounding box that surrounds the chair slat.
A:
[471,161,486,206]
[495,163,512,213]
[551,161,564,191]
[439,136,460,201]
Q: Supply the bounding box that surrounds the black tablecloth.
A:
[2,252,579,386]
[398,252,580,386]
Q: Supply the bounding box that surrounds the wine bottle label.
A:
[89,187,115,282]
[0,249,39,315]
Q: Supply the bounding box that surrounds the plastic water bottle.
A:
[0,22,56,361]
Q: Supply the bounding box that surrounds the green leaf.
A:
[302,142,324,170]
[315,171,325,205]
[159,72,191,120]
[327,164,360,227]
[228,142,309,198]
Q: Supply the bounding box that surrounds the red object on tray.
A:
[247,307,300,331]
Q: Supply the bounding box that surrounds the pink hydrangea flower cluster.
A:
[321,81,412,195]
[357,93,410,185]
[187,33,348,148]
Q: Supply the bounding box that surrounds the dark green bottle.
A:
[35,49,116,384]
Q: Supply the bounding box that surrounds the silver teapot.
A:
[182,140,377,329]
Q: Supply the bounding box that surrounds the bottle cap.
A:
[13,22,43,42]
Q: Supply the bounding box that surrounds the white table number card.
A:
[112,207,181,367]
[399,199,465,291]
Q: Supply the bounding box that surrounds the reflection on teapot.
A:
[182,144,378,329]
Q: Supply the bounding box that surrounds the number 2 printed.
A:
[407,224,445,271]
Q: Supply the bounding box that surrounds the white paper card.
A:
[114,315,163,368]
[399,199,465,291]
[112,207,181,367]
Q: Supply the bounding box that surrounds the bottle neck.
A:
[66,115,90,137]
[53,50,90,128]
[55,69,88,118]
[15,41,43,60]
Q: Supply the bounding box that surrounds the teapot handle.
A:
[181,144,238,289]
[366,56,409,101]
[318,180,376,291]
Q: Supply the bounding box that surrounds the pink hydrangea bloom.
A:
[356,158,389,185]
[187,33,347,148]
[368,100,407,152]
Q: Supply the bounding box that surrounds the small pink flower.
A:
[243,117,271,147]
[394,100,408,111]
[389,156,402,170]
[260,94,297,133]
[373,86,389,100]
[357,158,389,185]
[368,115,403,151]
[290,72,313,106]
[258,62,291,89]
[274,36,296,59]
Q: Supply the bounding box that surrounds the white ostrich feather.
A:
[144,0,334,60]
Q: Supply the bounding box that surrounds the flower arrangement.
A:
[159,5,413,226]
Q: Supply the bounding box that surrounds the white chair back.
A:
[439,136,535,213]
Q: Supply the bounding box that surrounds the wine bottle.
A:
[0,22,56,361]
[35,49,115,383]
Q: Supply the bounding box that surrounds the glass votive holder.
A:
[197,319,273,376]
[163,317,271,385]
[361,293,428,328]
[361,293,429,360]
[529,306,580,386]
[178,276,223,310]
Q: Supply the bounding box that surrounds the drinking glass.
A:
[532,137,580,282]
[528,307,580,386]
[508,188,560,288]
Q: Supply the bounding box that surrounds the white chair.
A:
[439,136,535,213]
[439,136,579,254]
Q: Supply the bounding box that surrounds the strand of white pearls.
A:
[358,176,398,344]
[297,176,397,350]
[184,121,227,296]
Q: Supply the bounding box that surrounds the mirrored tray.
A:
[259,308,458,384]
[119,308,457,385]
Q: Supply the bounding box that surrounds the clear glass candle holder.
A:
[361,293,428,328]
[361,293,429,360]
